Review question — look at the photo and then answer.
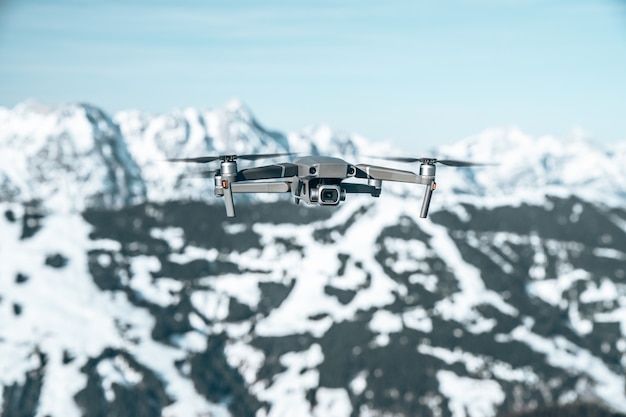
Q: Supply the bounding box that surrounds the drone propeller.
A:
[182,169,220,178]
[238,152,296,161]
[168,152,295,164]
[370,156,493,167]
[168,156,221,164]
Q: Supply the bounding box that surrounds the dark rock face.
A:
[45,254,69,269]
[431,197,626,372]
[1,350,46,417]
[1,195,625,417]
[19,203,46,240]
[74,348,171,417]
[498,402,626,417]
[187,333,264,417]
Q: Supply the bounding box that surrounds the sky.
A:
[1,0,626,153]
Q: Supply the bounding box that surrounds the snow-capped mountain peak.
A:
[2,100,626,211]
[0,101,145,211]
[435,126,626,206]
[223,97,254,121]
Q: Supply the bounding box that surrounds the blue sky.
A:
[1,0,625,152]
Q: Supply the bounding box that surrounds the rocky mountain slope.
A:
[1,100,625,417]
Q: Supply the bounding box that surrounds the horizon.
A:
[1,0,626,152]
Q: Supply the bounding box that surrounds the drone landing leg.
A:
[419,181,436,218]
[223,183,236,217]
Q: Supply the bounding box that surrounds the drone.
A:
[169,153,489,218]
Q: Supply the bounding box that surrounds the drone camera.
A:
[321,188,339,204]
[317,185,344,205]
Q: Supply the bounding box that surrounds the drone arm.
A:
[355,164,431,185]
[217,181,290,218]
[231,181,291,193]
[357,164,437,218]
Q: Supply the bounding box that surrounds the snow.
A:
[138,338,228,417]
[408,273,438,292]
[594,305,626,335]
[437,127,626,205]
[370,309,404,334]
[224,340,266,386]
[464,233,515,274]
[150,227,185,251]
[438,370,505,417]
[168,245,219,263]
[313,388,353,417]
[191,290,230,321]
[593,247,626,261]
[349,371,368,395]
[0,207,226,416]
[129,256,185,307]
[0,102,145,211]
[171,330,208,353]
[420,345,485,374]
[252,199,409,337]
[0,212,119,416]
[3,99,626,417]
[580,279,619,304]
[253,344,324,417]
[402,306,433,333]
[510,326,626,412]
[526,269,590,307]
[568,300,593,336]
[422,219,518,324]
[5,100,626,213]
[97,356,143,401]
[383,237,431,274]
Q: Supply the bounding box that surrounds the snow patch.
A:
[438,370,505,417]
[313,388,353,417]
[97,355,143,401]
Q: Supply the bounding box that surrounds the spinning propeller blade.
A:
[167,156,221,163]
[434,159,494,167]
[370,156,494,167]
[168,152,295,164]
[237,152,296,161]
[183,169,219,178]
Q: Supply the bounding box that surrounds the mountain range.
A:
[1,100,625,417]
